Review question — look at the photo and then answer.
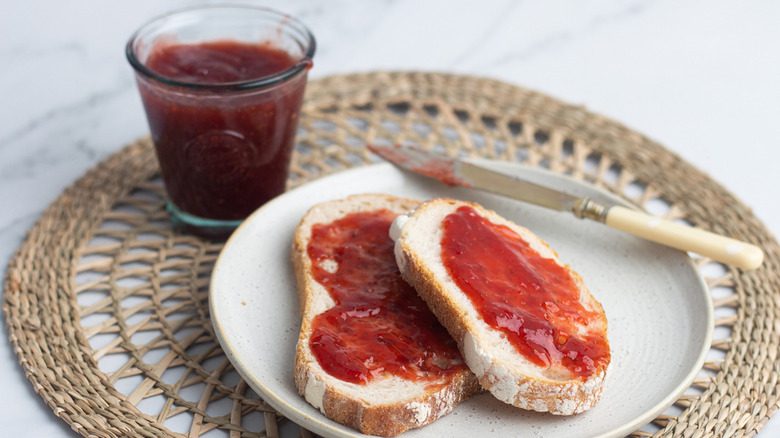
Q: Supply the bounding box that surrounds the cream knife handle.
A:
[604,205,764,270]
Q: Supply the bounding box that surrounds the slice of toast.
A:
[292,194,480,436]
[392,198,610,415]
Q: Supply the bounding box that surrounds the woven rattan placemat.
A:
[4,72,779,437]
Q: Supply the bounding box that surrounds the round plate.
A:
[210,162,713,438]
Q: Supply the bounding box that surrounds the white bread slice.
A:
[392,198,610,415]
[292,194,480,436]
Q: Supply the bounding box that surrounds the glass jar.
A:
[127,5,316,238]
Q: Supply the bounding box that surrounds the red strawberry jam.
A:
[137,40,308,221]
[307,210,466,385]
[441,206,610,379]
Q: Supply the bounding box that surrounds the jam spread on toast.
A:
[308,210,465,385]
[441,206,610,379]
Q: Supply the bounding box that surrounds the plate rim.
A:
[210,162,714,438]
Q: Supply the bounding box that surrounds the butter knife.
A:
[369,144,764,270]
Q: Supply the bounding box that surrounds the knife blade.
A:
[368,143,764,270]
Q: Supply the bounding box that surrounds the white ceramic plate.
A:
[210,162,713,438]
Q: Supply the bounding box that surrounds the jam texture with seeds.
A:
[441,206,610,379]
[139,40,307,220]
[308,210,466,385]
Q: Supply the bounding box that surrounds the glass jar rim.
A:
[126,4,316,92]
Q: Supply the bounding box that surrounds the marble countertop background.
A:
[2,0,779,436]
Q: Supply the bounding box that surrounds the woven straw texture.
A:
[4,72,779,437]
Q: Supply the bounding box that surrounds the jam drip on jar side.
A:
[441,206,610,379]
[307,210,466,385]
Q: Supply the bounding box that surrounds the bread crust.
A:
[394,198,610,415]
[291,194,480,436]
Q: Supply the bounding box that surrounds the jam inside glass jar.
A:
[127,6,316,238]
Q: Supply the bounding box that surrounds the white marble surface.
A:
[2,0,779,436]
